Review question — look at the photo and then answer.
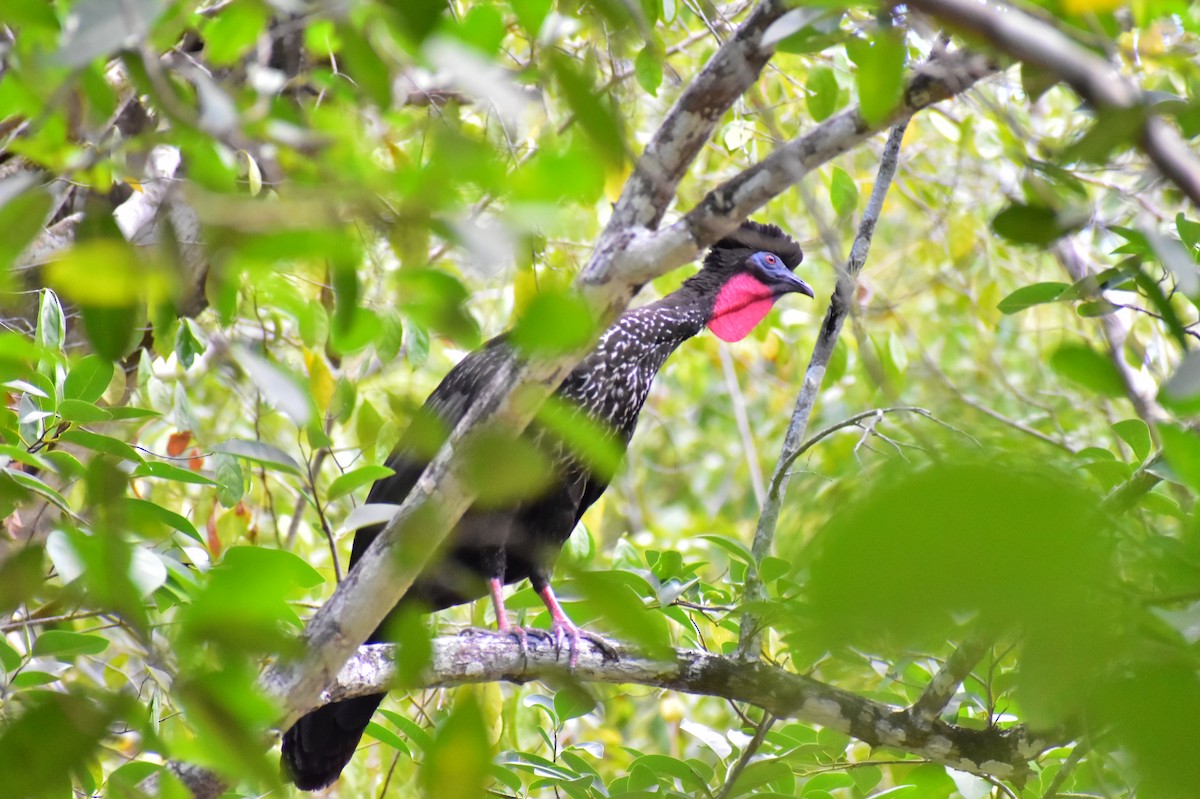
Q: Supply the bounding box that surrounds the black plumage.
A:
[281,220,810,790]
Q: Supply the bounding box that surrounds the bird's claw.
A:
[549,622,617,667]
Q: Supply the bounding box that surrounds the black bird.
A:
[281,220,811,790]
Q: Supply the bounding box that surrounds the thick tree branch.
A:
[604,0,789,233]
[903,0,1200,207]
[320,636,1053,785]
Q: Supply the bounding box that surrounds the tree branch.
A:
[737,121,912,658]
[909,637,991,725]
[903,0,1200,207]
[319,636,1054,785]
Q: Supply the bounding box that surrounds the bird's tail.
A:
[280,692,385,791]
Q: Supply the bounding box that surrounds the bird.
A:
[281,220,812,790]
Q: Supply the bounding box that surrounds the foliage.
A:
[1,1,1200,799]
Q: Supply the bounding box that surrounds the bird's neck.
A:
[558,288,711,435]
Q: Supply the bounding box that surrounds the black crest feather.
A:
[707,220,803,270]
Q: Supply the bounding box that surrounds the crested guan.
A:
[281,220,812,789]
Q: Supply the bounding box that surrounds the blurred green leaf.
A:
[510,290,597,356]
[1049,343,1126,397]
[327,464,394,502]
[634,44,663,96]
[992,204,1082,245]
[32,630,110,659]
[213,439,302,476]
[807,66,840,122]
[1112,419,1152,462]
[829,167,858,218]
[549,53,626,166]
[420,696,493,799]
[997,282,1069,314]
[846,30,906,126]
[0,692,123,798]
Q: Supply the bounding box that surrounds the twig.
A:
[1042,741,1090,799]
[714,712,776,799]
[737,121,911,659]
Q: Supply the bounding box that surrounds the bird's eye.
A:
[764,254,776,265]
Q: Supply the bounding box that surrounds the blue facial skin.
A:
[749,251,814,297]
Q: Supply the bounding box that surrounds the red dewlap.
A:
[706,273,777,342]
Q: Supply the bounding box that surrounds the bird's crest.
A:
[707,220,803,270]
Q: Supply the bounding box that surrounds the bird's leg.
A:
[536,584,617,666]
[488,576,531,654]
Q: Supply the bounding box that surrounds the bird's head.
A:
[687,220,812,342]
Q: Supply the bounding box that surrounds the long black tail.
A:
[280,692,386,790]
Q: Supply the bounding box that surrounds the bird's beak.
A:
[780,271,815,298]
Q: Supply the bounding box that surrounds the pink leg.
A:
[489,577,530,653]
[536,585,615,666]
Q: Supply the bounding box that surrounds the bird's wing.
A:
[349,336,513,569]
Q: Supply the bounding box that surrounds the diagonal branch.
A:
[903,0,1200,207]
[603,0,790,234]
[737,120,914,658]
[317,636,1055,785]
[909,637,991,725]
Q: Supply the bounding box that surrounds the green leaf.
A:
[365,722,412,755]
[846,30,906,127]
[510,290,598,356]
[1158,423,1200,493]
[553,682,598,721]
[213,452,245,508]
[57,399,113,424]
[992,204,1079,245]
[32,630,110,658]
[327,465,394,502]
[213,439,303,476]
[550,53,626,166]
[82,304,141,361]
[807,66,839,122]
[132,461,217,486]
[1160,350,1200,414]
[420,696,493,799]
[829,167,858,218]
[201,0,269,66]
[0,639,21,672]
[36,288,65,353]
[634,44,663,96]
[5,470,71,515]
[1049,343,1126,398]
[122,497,203,543]
[0,692,120,798]
[997,282,1069,314]
[335,25,392,107]
[511,0,552,35]
[1177,212,1200,255]
[58,428,143,462]
[63,355,115,403]
[1112,419,1152,462]
[0,178,51,276]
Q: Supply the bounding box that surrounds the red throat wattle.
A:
[706,273,778,342]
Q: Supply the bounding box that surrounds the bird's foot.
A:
[549,619,618,667]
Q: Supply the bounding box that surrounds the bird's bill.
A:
[780,271,815,298]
